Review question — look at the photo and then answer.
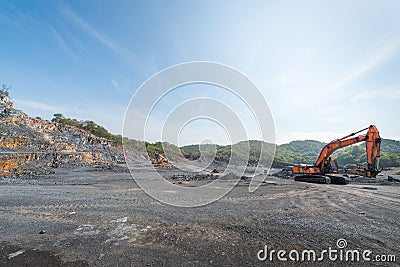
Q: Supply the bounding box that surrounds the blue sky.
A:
[1,0,399,144]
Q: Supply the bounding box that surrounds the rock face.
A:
[0,93,19,119]
[0,94,124,177]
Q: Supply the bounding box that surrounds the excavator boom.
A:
[292,125,381,183]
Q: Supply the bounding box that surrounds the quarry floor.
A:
[0,167,399,266]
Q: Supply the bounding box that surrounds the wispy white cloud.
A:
[13,98,108,116]
[61,4,115,50]
[0,1,42,34]
[13,99,67,112]
[387,90,400,98]
[325,38,400,93]
[111,79,128,95]
[352,87,400,102]
[110,80,135,97]
[111,79,119,90]
[13,98,126,134]
[270,33,400,143]
[49,25,81,62]
[319,118,343,123]
[59,3,145,72]
[50,25,67,48]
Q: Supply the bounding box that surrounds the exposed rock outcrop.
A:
[0,94,124,177]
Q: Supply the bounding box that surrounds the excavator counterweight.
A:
[292,125,381,184]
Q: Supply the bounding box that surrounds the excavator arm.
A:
[315,134,367,173]
[292,125,381,181]
[365,125,381,172]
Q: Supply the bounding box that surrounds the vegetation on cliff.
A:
[51,114,122,145]
[0,84,10,97]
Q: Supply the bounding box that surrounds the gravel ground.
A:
[0,167,399,266]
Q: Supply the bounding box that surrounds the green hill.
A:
[333,143,400,168]
[182,139,400,168]
[380,139,400,154]
[50,113,400,168]
[275,140,325,165]
[276,139,400,168]
[181,140,275,165]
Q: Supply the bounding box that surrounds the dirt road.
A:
[0,168,399,266]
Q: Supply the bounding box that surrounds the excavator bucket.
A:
[348,167,380,178]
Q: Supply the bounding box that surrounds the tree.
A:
[48,114,123,145]
[52,113,64,123]
[0,84,11,97]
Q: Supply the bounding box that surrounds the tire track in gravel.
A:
[2,197,162,216]
[327,185,400,211]
[286,183,400,254]
[283,183,400,216]
[0,185,163,228]
[222,187,320,202]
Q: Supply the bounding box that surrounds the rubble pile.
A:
[272,168,293,179]
[170,173,219,181]
[169,173,251,181]
[150,153,175,168]
[0,94,125,177]
[388,176,400,182]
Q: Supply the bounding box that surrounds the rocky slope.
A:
[0,93,124,177]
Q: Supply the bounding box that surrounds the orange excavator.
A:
[292,125,381,184]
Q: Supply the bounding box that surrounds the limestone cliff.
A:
[0,93,124,177]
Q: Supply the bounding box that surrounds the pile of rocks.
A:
[170,173,219,181]
[150,153,175,168]
[272,168,293,179]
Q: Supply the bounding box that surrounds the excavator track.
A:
[294,175,348,185]
[294,175,331,184]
